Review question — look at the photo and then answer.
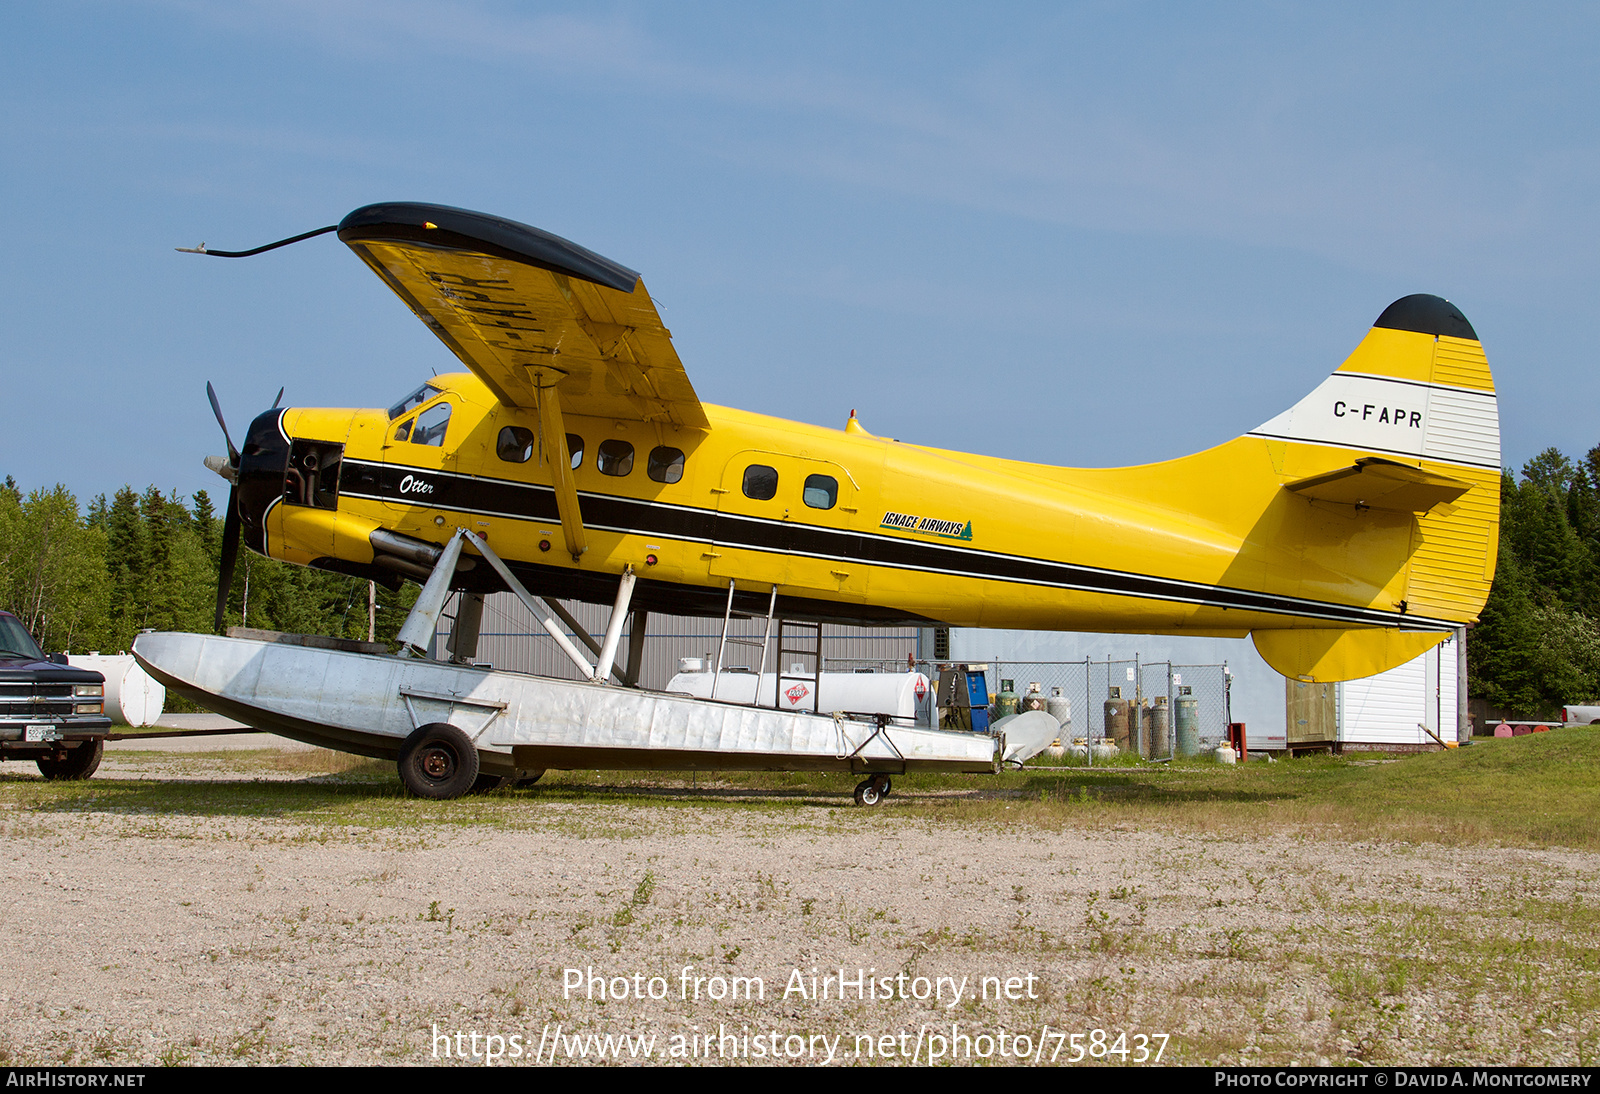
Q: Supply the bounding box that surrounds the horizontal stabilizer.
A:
[1285,458,1472,513]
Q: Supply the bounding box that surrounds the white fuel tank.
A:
[664,670,930,720]
[67,654,166,727]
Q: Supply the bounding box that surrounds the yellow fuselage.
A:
[262,362,1492,644]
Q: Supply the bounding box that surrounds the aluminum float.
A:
[133,529,1014,802]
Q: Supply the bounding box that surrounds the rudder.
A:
[1247,295,1499,681]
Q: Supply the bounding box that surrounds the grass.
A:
[0,727,1595,849]
[3,736,1599,1068]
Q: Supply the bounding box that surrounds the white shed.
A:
[1336,632,1460,750]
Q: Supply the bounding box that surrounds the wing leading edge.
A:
[337,203,707,429]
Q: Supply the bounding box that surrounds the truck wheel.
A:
[37,740,103,781]
[398,724,479,799]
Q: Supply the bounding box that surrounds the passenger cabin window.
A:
[743,464,778,501]
[648,446,685,484]
[411,402,451,446]
[497,426,534,463]
[803,474,838,510]
[393,419,412,442]
[387,383,441,420]
[597,439,634,477]
[497,428,584,468]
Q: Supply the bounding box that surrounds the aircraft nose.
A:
[236,408,290,554]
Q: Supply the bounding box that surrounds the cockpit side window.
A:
[387,383,441,421]
[411,402,452,446]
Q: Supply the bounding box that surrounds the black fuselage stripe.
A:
[338,458,1446,629]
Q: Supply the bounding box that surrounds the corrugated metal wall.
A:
[439,592,920,691]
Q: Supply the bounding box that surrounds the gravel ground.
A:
[1,740,1596,1067]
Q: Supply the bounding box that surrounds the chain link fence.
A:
[824,655,1233,762]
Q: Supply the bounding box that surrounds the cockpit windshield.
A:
[387,383,442,421]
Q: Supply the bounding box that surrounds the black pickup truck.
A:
[0,610,112,779]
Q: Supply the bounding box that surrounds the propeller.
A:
[204,382,279,635]
[206,382,239,468]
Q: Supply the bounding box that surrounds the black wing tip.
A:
[1373,294,1478,341]
[337,202,640,293]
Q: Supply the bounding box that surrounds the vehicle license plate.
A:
[24,725,61,742]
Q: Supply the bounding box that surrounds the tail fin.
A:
[1247,295,1499,681]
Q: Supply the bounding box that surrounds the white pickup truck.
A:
[1561,705,1600,725]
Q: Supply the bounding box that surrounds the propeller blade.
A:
[272,386,285,409]
[215,485,241,635]
[206,382,240,467]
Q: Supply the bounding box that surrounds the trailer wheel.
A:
[470,774,508,794]
[853,778,882,807]
[512,769,545,789]
[398,724,479,799]
[37,740,103,781]
[870,774,892,798]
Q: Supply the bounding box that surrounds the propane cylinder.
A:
[1175,687,1201,757]
[1104,686,1130,752]
[995,679,1020,719]
[1147,695,1170,758]
[1046,686,1072,730]
[1020,681,1048,714]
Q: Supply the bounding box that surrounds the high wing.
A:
[337,202,708,429]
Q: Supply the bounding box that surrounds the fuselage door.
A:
[379,394,460,517]
[708,451,866,598]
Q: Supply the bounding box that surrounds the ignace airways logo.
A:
[880,511,974,541]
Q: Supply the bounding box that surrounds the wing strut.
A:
[533,368,589,562]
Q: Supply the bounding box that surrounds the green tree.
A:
[0,486,109,653]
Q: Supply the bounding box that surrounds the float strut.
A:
[395,532,466,658]
[592,567,636,683]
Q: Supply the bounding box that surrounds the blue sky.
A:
[3,2,1598,504]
